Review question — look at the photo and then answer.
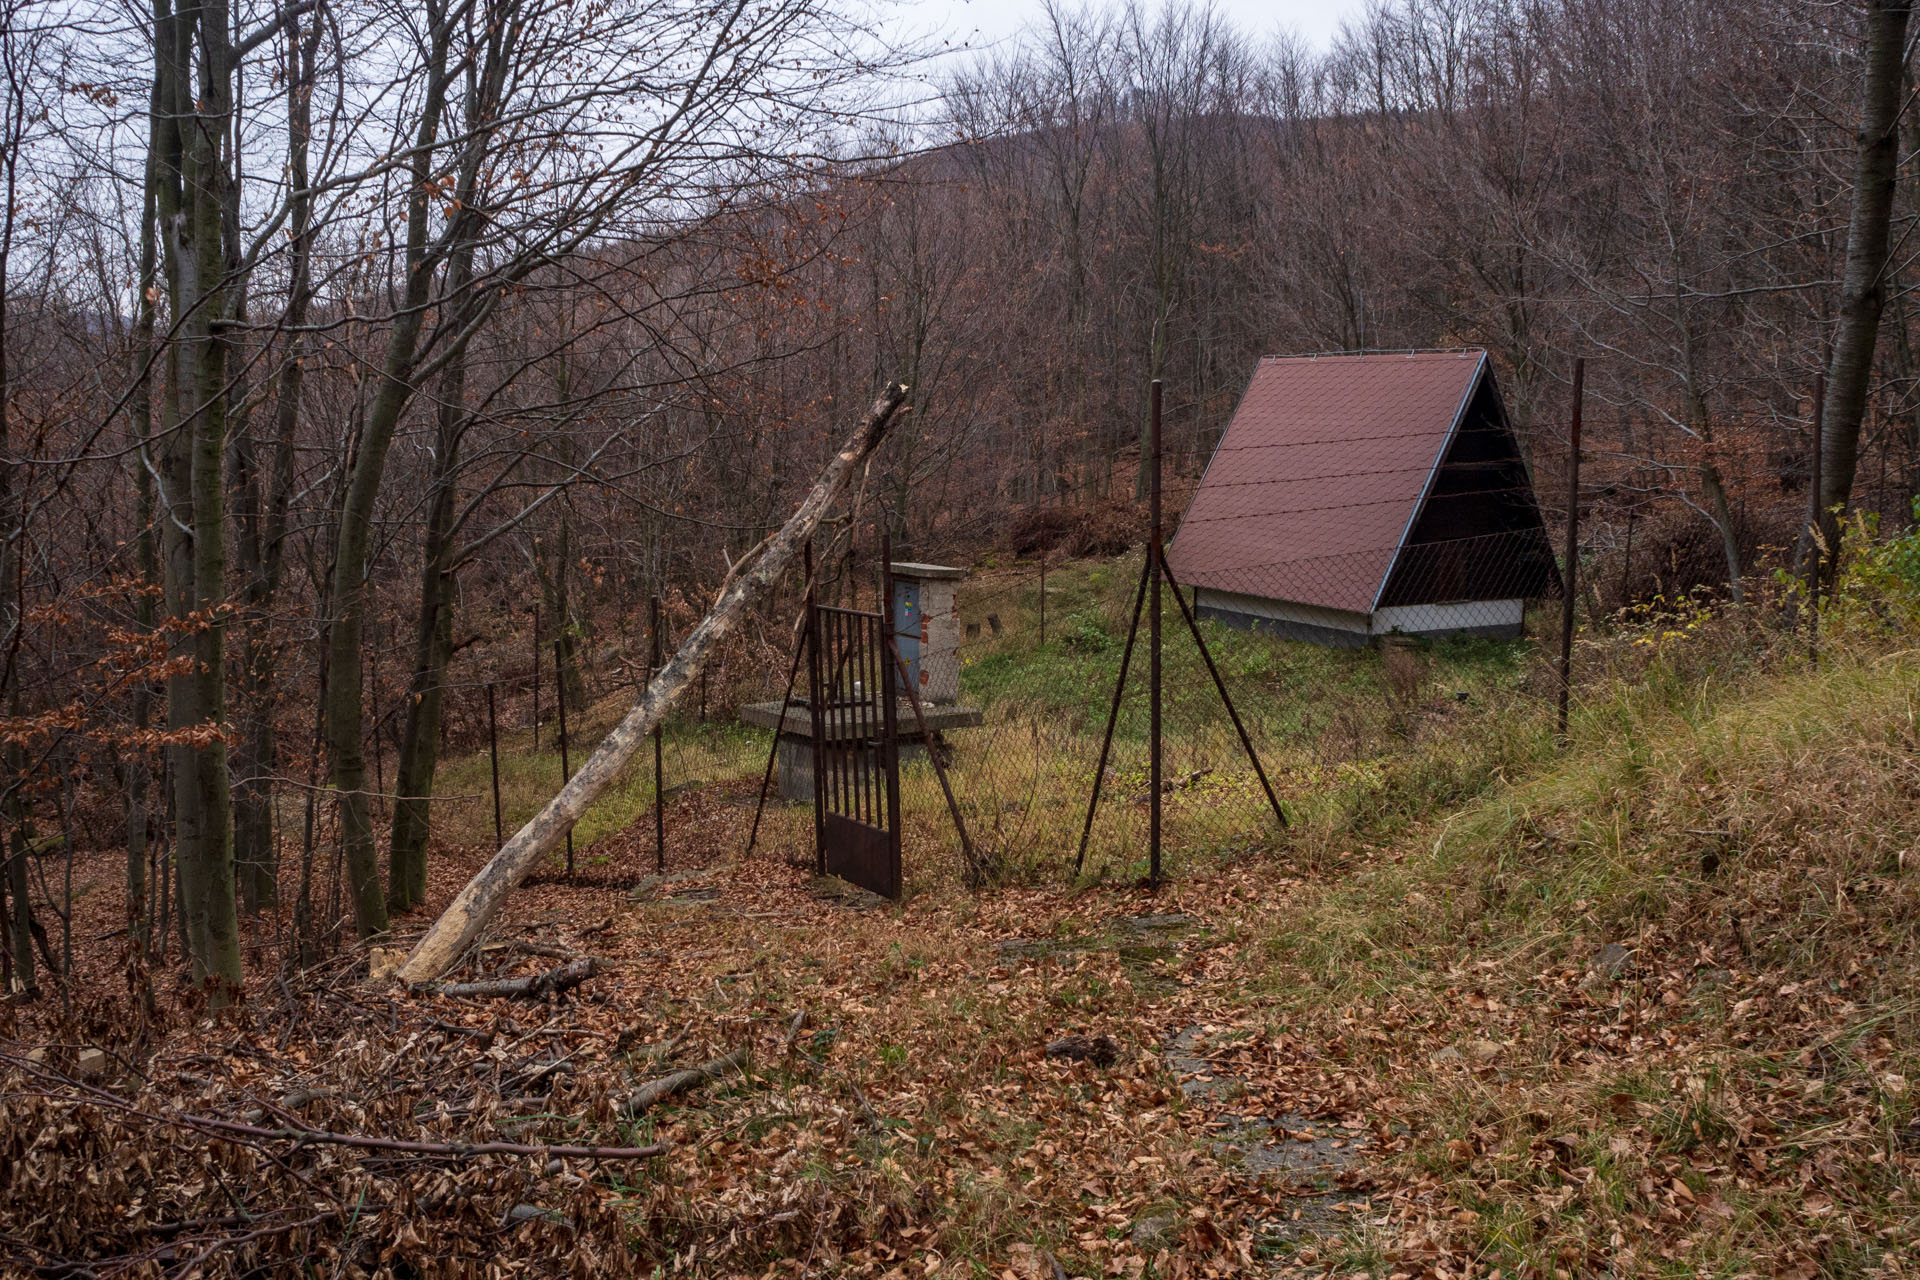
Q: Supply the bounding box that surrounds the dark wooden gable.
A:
[1375,369,1563,610]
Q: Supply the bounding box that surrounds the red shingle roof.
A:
[1167,350,1487,614]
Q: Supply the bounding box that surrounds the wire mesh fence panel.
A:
[407,356,1855,896]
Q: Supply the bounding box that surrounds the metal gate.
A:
[806,599,902,899]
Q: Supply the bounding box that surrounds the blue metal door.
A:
[892,578,921,694]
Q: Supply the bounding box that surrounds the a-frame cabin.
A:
[1167,349,1561,648]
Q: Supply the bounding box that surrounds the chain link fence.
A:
[411,380,1858,897]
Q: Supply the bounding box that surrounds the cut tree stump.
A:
[1045,1034,1120,1067]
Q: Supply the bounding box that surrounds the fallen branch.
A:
[397,383,911,983]
[0,1052,667,1163]
[438,956,598,999]
[191,1113,666,1163]
[623,1045,750,1116]
[480,938,576,961]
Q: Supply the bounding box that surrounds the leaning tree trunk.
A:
[387,344,468,912]
[395,382,910,982]
[231,13,318,913]
[1816,0,1913,563]
[322,11,460,940]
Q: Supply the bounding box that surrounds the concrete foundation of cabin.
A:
[1195,588,1525,647]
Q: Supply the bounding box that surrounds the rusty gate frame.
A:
[805,561,903,899]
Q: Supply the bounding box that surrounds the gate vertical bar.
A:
[554,636,573,875]
[1808,373,1825,665]
[805,543,826,874]
[880,537,903,899]
[486,682,502,847]
[835,610,848,821]
[867,610,880,823]
[853,610,867,823]
[651,595,665,872]
[866,611,879,823]
[825,613,839,827]
[848,610,864,821]
[1148,379,1163,887]
[1556,357,1584,746]
[837,616,848,819]
[530,604,539,748]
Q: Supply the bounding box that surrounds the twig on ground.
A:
[623,1045,750,1116]
[436,957,598,1000]
[0,1052,668,1163]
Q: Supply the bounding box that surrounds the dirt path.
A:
[989,906,1381,1273]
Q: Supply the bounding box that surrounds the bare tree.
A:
[1816,0,1913,563]
[318,0,892,936]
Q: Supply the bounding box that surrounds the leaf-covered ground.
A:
[5,642,1919,1278]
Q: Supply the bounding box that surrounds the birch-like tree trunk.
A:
[1817,0,1913,556]
[151,0,242,996]
[387,330,469,912]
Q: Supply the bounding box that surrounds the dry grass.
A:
[1251,637,1920,1277]
[430,549,1564,887]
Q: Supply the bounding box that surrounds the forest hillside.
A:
[2,0,1918,1274]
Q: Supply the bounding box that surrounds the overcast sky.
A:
[907,0,1374,59]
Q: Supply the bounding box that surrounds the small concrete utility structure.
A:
[887,562,966,705]
[1168,349,1561,647]
[740,562,982,803]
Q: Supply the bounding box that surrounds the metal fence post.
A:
[879,535,903,900]
[486,682,503,847]
[651,594,665,873]
[1039,547,1047,647]
[804,542,827,875]
[367,660,384,821]
[1149,378,1163,887]
[1808,372,1825,666]
[529,603,540,748]
[554,636,572,876]
[1159,557,1288,831]
[1073,556,1150,876]
[1556,357,1584,746]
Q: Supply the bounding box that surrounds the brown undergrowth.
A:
[1,812,1341,1277]
[5,560,1919,1278]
